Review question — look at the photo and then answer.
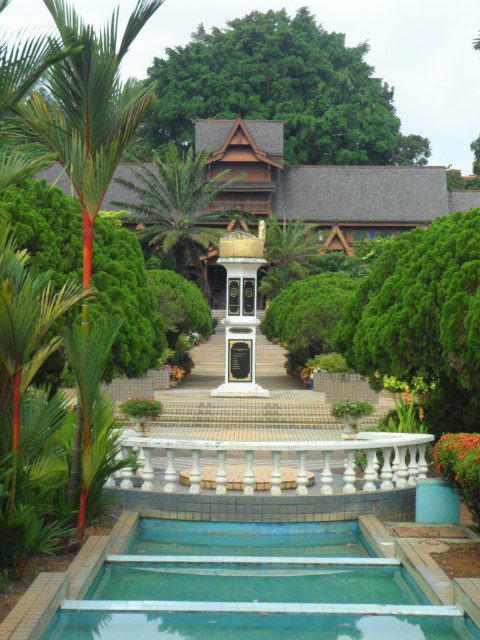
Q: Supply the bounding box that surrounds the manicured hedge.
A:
[435,433,480,528]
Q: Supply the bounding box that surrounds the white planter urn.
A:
[340,416,366,440]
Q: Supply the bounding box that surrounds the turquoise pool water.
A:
[87,562,428,604]
[41,611,480,640]
[129,519,370,557]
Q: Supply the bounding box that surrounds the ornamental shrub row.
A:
[435,433,480,529]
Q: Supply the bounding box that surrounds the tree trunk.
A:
[9,368,21,515]
[71,206,94,540]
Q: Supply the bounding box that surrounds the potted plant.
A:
[170,365,185,387]
[331,399,374,439]
[120,397,163,434]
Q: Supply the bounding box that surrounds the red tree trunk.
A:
[76,206,94,541]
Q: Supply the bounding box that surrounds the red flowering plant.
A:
[434,433,480,529]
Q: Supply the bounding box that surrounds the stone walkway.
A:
[149,315,394,442]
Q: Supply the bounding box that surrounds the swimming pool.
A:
[87,561,427,605]
[41,611,480,640]
[37,517,480,640]
[129,519,371,557]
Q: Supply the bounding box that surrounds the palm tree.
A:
[17,0,163,534]
[17,0,163,324]
[63,316,129,539]
[264,213,319,276]
[113,143,242,279]
[0,0,76,192]
[0,221,88,513]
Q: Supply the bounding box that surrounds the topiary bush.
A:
[263,273,357,377]
[0,179,166,380]
[334,209,480,435]
[306,353,349,373]
[147,269,212,348]
[435,433,480,529]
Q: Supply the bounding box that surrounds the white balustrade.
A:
[296,451,308,496]
[163,449,177,493]
[244,450,255,496]
[417,444,428,478]
[363,450,377,492]
[379,447,394,490]
[342,450,356,494]
[107,432,433,496]
[320,451,333,495]
[395,446,409,489]
[189,449,201,494]
[141,447,154,491]
[270,451,282,496]
[120,445,134,489]
[407,446,419,487]
[216,450,227,495]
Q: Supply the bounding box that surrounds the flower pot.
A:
[341,416,360,440]
[170,379,179,387]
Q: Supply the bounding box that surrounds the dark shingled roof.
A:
[195,119,284,158]
[35,163,152,213]
[273,166,450,223]
[36,163,463,225]
[448,190,480,214]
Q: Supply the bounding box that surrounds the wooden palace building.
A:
[38,117,480,306]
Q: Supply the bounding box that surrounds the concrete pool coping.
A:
[59,599,462,617]
[2,511,480,640]
[105,554,400,566]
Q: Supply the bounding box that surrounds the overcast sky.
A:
[3,0,480,173]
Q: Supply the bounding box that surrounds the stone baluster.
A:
[216,450,227,495]
[136,446,145,480]
[244,450,255,496]
[270,451,282,496]
[395,446,408,488]
[363,449,377,492]
[392,447,400,483]
[104,474,116,488]
[163,449,178,493]
[380,447,394,490]
[189,450,201,495]
[407,446,419,487]
[372,453,380,480]
[320,451,333,495]
[296,451,308,496]
[141,447,154,491]
[342,450,356,494]
[120,445,134,489]
[417,444,428,478]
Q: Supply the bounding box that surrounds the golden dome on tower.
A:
[219,224,265,259]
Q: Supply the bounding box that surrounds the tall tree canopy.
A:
[334,210,480,434]
[135,7,428,165]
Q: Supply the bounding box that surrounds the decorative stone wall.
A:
[107,486,415,523]
[314,372,379,405]
[101,368,170,401]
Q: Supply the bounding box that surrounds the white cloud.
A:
[3,0,480,172]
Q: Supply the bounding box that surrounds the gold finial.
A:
[258,220,266,242]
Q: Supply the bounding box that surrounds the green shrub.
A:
[331,400,373,420]
[120,398,163,419]
[147,269,212,348]
[435,433,480,529]
[334,209,480,435]
[306,353,349,373]
[0,180,166,380]
[263,273,357,372]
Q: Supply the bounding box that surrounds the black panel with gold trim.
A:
[227,278,240,315]
[228,339,252,382]
[243,278,255,316]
